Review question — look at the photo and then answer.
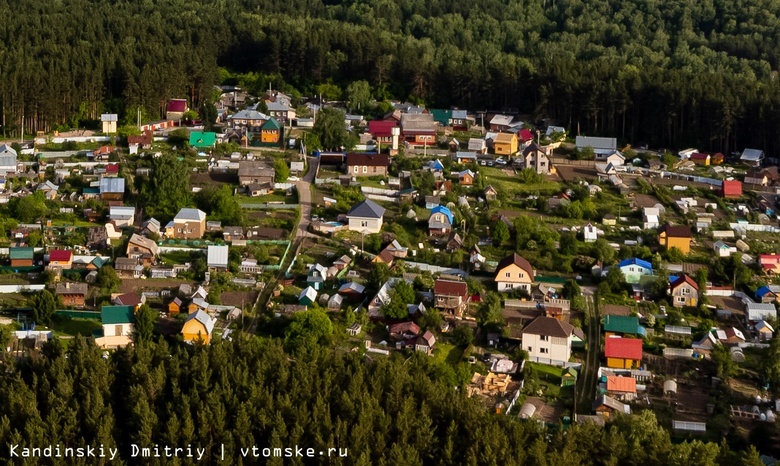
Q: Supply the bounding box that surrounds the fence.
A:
[663,348,694,359]
[361,186,399,196]
[55,310,101,320]
[240,203,299,209]
[0,285,46,293]
[730,223,780,233]
[403,261,466,276]
[665,325,692,335]
[364,194,398,203]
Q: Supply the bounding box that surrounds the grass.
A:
[238,192,290,204]
[432,343,466,366]
[160,250,204,266]
[51,219,101,228]
[480,166,561,196]
[50,316,102,337]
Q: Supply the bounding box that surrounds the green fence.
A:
[55,310,102,320]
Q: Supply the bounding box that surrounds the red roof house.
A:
[433,279,470,316]
[368,120,398,141]
[604,337,643,369]
[721,180,742,199]
[167,99,188,113]
[106,163,120,175]
[518,129,535,143]
[48,249,74,269]
[690,152,711,165]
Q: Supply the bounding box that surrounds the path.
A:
[294,156,317,240]
[575,295,600,414]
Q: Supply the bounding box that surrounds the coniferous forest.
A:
[0,336,769,465]
[2,0,780,154]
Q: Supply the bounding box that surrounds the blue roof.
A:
[430,205,453,224]
[756,285,773,299]
[618,258,653,271]
[428,159,444,170]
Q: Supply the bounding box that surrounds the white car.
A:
[287,176,300,182]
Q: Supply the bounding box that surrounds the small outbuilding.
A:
[663,379,678,396]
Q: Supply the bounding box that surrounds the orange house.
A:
[260,118,281,143]
[493,133,518,156]
[48,250,73,269]
[658,224,692,254]
[182,310,214,344]
[168,297,182,315]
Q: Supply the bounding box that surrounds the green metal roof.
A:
[9,247,33,260]
[261,118,281,130]
[603,315,639,334]
[430,109,452,126]
[101,305,134,325]
[189,131,217,148]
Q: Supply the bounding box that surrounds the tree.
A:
[30,289,56,326]
[561,280,581,299]
[315,83,342,101]
[284,308,334,353]
[382,280,415,319]
[12,192,47,223]
[313,107,348,150]
[491,220,509,246]
[199,101,218,131]
[273,158,290,182]
[134,304,158,344]
[346,80,372,112]
[605,266,626,294]
[195,185,243,225]
[367,263,390,290]
[96,265,121,292]
[450,325,474,347]
[477,292,503,329]
[140,155,192,221]
[711,344,735,381]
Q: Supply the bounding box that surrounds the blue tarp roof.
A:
[618,258,653,271]
[430,205,454,224]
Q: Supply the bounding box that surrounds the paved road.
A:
[294,156,317,239]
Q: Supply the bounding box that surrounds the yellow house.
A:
[182,310,214,344]
[493,133,518,156]
[604,337,643,369]
[658,224,692,254]
[494,253,535,293]
[260,118,281,143]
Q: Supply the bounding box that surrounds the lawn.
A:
[432,343,466,366]
[480,166,561,196]
[238,192,291,204]
[160,250,204,266]
[51,219,102,228]
[50,317,102,337]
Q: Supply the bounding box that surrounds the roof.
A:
[518,129,534,142]
[670,274,699,291]
[660,224,692,238]
[299,286,317,302]
[338,282,365,294]
[389,321,421,335]
[55,282,88,295]
[128,234,159,255]
[345,153,390,167]
[756,285,775,299]
[496,253,535,278]
[9,247,33,260]
[189,131,217,148]
[434,279,468,297]
[490,114,514,126]
[429,205,454,224]
[229,109,269,121]
[49,250,72,262]
[368,120,397,137]
[430,109,453,125]
[0,143,18,158]
[99,177,125,194]
[618,258,653,271]
[266,101,290,111]
[115,292,142,307]
[185,309,215,334]
[690,152,710,161]
[493,132,517,144]
[400,113,436,133]
[167,99,188,113]
[101,305,134,325]
[207,245,229,267]
[261,118,281,130]
[238,161,275,178]
[347,199,386,219]
[722,180,742,197]
[741,148,764,161]
[593,395,628,413]
[604,337,643,360]
[606,376,637,393]
[522,316,574,338]
[603,315,639,334]
[174,208,207,222]
[602,304,633,316]
[468,138,486,150]
[576,136,617,151]
[459,169,475,178]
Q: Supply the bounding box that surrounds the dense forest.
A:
[2,0,780,153]
[0,336,770,465]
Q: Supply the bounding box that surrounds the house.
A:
[368,120,398,146]
[400,113,436,146]
[307,264,328,290]
[265,100,296,124]
[453,151,478,164]
[37,181,59,199]
[207,245,229,270]
[446,232,463,252]
[0,144,18,175]
[299,286,318,306]
[593,395,630,418]
[333,255,352,270]
[9,247,34,267]
[745,169,771,186]
[109,206,135,228]
[114,258,143,278]
[98,305,135,348]
[599,151,626,166]
[712,153,725,164]
[113,292,145,311]
[188,131,216,149]
[182,310,215,344]
[755,320,775,341]
[756,286,778,304]
[238,161,275,186]
[346,199,385,234]
[223,226,244,242]
[56,282,88,308]
[583,223,599,243]
[642,207,661,230]
[164,208,207,239]
[484,185,498,201]
[458,169,475,185]
[713,240,736,258]
[603,315,640,337]
[521,143,552,175]
[415,331,436,355]
[166,99,188,120]
[561,367,578,387]
[489,114,514,132]
[389,321,421,341]
[602,214,617,226]
[433,279,469,316]
[721,180,742,199]
[576,136,617,156]
[259,118,282,144]
[604,337,643,369]
[760,254,780,275]
[493,133,518,156]
[518,128,535,147]
[126,234,158,264]
[740,148,765,167]
[100,113,118,133]
[605,376,637,401]
[689,152,710,165]
[368,277,410,317]
[338,281,365,299]
[48,250,73,269]
[228,109,268,129]
[747,302,777,322]
[345,153,390,177]
[547,193,571,210]
[424,195,441,210]
[99,177,125,201]
[521,316,575,365]
[495,253,535,293]
[546,126,566,138]
[658,224,692,254]
[428,205,453,236]
[618,258,653,284]
[168,297,182,315]
[468,138,487,154]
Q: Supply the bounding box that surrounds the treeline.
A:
[0,336,771,465]
[2,0,780,153]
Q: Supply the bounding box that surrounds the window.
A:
[362,166,367,173]
[505,272,511,278]
[677,297,685,303]
[540,335,549,342]
[519,273,524,278]
[506,284,513,289]
[527,346,533,352]
[361,221,368,227]
[540,348,549,354]
[115,325,123,336]
[372,166,377,173]
[353,166,358,173]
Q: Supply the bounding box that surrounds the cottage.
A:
[238,161,275,186]
[259,118,282,144]
[368,120,398,146]
[97,305,134,348]
[604,337,643,369]
[521,316,575,366]
[333,255,352,270]
[400,113,436,146]
[495,253,535,293]
[521,143,552,174]
[756,286,778,304]
[182,310,215,344]
[721,180,742,199]
[489,114,514,132]
[307,264,328,290]
[760,254,780,275]
[223,226,244,242]
[583,223,599,243]
[576,136,617,156]
[453,151,478,164]
[493,133,518,156]
[99,177,125,201]
[164,208,207,239]
[658,224,692,254]
[9,247,34,267]
[346,199,385,234]
[747,302,777,322]
[266,100,296,124]
[433,279,469,316]
[740,148,765,167]
[755,320,775,341]
[345,153,390,177]
[605,376,637,401]
[166,99,188,120]
[299,286,318,306]
[56,282,88,308]
[168,297,182,315]
[0,144,18,175]
[126,234,158,265]
[458,169,475,186]
[48,250,73,269]
[428,205,454,236]
[338,282,365,299]
[113,292,145,311]
[603,315,641,336]
[617,258,653,284]
[227,109,269,129]
[468,138,487,154]
[593,395,630,418]
[669,274,699,308]
[114,257,143,278]
[207,245,229,270]
[689,153,711,165]
[415,331,436,355]
[484,185,498,201]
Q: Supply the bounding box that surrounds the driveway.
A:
[293,156,318,239]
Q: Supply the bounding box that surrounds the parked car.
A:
[287,176,300,182]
